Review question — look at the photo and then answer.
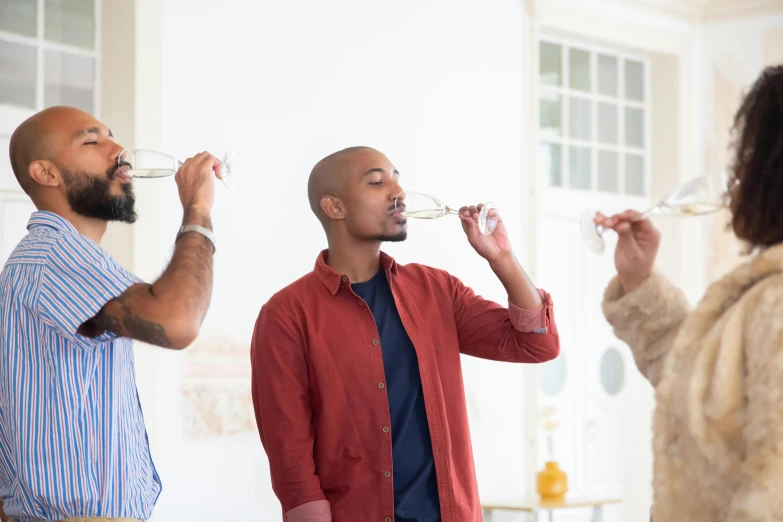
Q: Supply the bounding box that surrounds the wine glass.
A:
[580,170,733,254]
[118,149,236,189]
[393,190,500,235]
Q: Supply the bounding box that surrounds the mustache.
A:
[107,161,132,180]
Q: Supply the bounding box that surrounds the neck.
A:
[37,202,108,244]
[326,235,383,283]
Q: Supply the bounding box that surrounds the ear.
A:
[28,160,61,189]
[320,195,346,221]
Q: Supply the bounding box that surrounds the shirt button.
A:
[384,471,391,478]
[383,427,390,433]
[378,383,385,389]
[372,339,379,345]
[341,275,348,282]
[386,518,392,522]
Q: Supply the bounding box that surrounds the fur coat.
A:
[602,244,783,522]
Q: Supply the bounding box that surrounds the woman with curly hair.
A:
[594,64,783,522]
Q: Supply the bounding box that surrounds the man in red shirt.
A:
[251,146,559,522]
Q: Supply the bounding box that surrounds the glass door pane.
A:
[0,0,37,37]
[44,0,95,49]
[569,48,590,92]
[45,50,95,113]
[0,41,37,108]
[540,42,562,87]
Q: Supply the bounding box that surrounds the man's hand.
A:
[175,151,222,220]
[594,210,661,294]
[459,204,512,261]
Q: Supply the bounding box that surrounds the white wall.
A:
[148,0,531,519]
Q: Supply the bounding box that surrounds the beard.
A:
[60,161,137,224]
[374,230,408,242]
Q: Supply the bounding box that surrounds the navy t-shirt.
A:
[351,269,441,522]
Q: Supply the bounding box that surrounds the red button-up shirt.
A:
[251,251,559,522]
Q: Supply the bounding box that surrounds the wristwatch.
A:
[177,224,216,253]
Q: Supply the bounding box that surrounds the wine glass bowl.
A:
[393,190,500,235]
[580,170,732,254]
[118,149,236,188]
[393,191,450,219]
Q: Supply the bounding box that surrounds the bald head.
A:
[9,106,102,195]
[306,146,406,243]
[307,146,376,226]
[9,108,58,194]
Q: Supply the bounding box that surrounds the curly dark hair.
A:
[729,65,783,248]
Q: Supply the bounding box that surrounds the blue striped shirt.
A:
[0,211,161,522]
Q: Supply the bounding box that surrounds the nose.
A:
[390,180,404,200]
[116,148,133,169]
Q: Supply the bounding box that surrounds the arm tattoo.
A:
[117,296,171,347]
[92,294,171,347]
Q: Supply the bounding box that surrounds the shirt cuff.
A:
[509,288,551,333]
[285,500,332,522]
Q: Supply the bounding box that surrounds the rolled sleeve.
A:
[509,289,551,333]
[285,500,332,522]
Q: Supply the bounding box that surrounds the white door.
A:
[534,191,655,522]
[531,35,655,522]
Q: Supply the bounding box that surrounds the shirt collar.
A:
[27,211,79,235]
[314,249,398,295]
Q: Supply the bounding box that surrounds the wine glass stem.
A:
[633,203,662,222]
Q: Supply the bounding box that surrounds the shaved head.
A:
[307,146,374,226]
[8,107,64,194]
[307,146,407,242]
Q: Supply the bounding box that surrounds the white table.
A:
[482,497,622,521]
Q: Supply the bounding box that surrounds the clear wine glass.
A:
[580,170,733,254]
[118,149,236,189]
[393,190,499,235]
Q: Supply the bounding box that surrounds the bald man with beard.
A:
[251,147,560,522]
[0,106,221,522]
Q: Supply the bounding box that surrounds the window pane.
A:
[625,154,645,195]
[569,48,590,92]
[625,107,644,148]
[598,54,617,97]
[539,142,562,187]
[598,150,618,193]
[598,102,618,145]
[569,97,591,140]
[540,42,562,87]
[569,146,591,190]
[625,59,644,101]
[45,0,95,49]
[45,51,95,113]
[0,0,37,37]
[539,91,561,138]
[0,41,36,108]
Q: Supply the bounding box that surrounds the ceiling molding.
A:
[703,0,783,21]
[631,0,705,21]
[611,0,783,22]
